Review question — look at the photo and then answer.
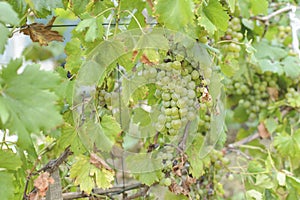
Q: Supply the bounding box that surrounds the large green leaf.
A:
[155,0,194,31]
[254,41,287,60]
[0,59,63,154]
[274,132,300,158]
[282,56,300,79]
[0,2,19,25]
[198,0,229,34]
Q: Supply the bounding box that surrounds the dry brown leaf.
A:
[90,152,113,172]
[267,87,279,101]
[258,122,271,139]
[201,87,212,103]
[20,16,63,46]
[33,172,54,197]
[169,182,183,195]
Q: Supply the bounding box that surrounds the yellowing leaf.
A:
[70,155,114,193]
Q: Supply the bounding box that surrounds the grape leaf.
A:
[282,56,300,79]
[122,76,148,105]
[0,2,19,25]
[134,29,169,50]
[70,156,95,193]
[100,115,122,141]
[70,155,114,193]
[155,0,194,31]
[254,174,274,189]
[0,172,14,200]
[251,0,268,15]
[198,0,229,34]
[257,59,283,75]
[65,38,83,74]
[254,41,287,60]
[0,150,22,170]
[186,135,204,178]
[136,170,163,186]
[6,0,27,19]
[247,161,265,173]
[133,108,151,127]
[0,59,63,154]
[56,123,86,155]
[75,16,104,42]
[0,24,10,54]
[274,132,300,158]
[126,153,163,173]
[22,43,54,61]
[93,168,114,189]
[70,0,89,16]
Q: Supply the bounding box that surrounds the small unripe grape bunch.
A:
[221,17,243,59]
[225,76,271,120]
[285,87,300,107]
[278,25,291,43]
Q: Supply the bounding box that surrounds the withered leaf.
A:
[201,87,212,103]
[20,16,63,46]
[258,122,271,139]
[90,152,113,172]
[267,87,279,101]
[33,172,54,197]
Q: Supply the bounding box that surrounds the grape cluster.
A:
[278,25,291,43]
[221,17,243,59]
[225,73,279,120]
[152,61,200,135]
[156,145,231,199]
[285,87,300,108]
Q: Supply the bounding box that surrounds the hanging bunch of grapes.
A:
[220,17,243,59]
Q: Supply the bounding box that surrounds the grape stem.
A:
[178,121,191,151]
[251,5,295,22]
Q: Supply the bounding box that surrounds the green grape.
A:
[171,119,182,130]
[188,90,196,99]
[162,92,171,101]
[191,70,200,80]
[177,98,187,109]
[163,100,171,108]
[164,108,172,116]
[158,114,166,123]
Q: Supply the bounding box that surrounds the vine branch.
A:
[53,183,147,200]
[252,5,295,22]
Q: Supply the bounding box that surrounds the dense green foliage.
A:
[1,0,300,199]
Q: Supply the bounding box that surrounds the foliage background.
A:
[1,0,300,199]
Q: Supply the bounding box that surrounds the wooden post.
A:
[46,169,63,200]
